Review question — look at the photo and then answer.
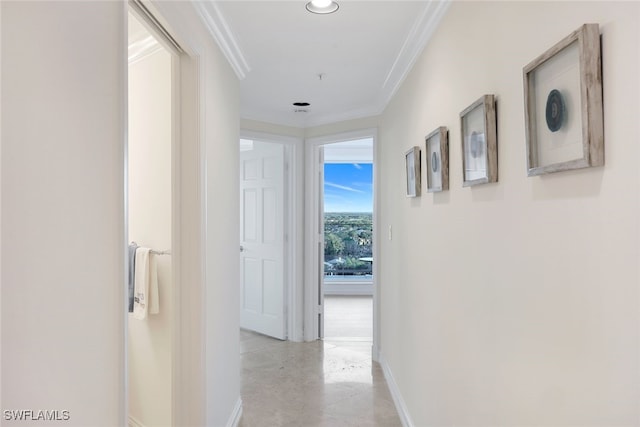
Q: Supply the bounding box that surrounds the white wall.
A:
[203,43,242,427]
[305,116,380,140]
[0,1,3,410]
[242,116,381,141]
[1,1,243,425]
[378,1,639,425]
[241,119,305,140]
[1,2,125,426]
[128,46,173,426]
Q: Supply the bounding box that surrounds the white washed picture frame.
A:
[523,24,603,176]
[425,127,449,192]
[405,146,421,197]
[460,94,498,186]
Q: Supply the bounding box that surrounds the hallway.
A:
[239,329,401,426]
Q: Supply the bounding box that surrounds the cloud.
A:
[352,163,362,169]
[325,181,365,193]
[352,181,373,188]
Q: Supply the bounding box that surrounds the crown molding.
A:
[128,34,163,65]
[378,0,451,108]
[192,1,250,80]
[303,104,383,128]
[241,102,382,130]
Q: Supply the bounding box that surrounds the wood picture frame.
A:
[405,146,421,197]
[460,94,498,186]
[425,127,449,192]
[523,23,603,176]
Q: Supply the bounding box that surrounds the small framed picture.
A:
[523,23,603,176]
[460,94,498,186]
[405,146,421,197]
[425,127,449,192]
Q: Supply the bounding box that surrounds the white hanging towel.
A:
[148,253,160,315]
[133,247,160,319]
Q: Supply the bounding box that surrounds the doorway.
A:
[127,8,179,427]
[304,129,379,354]
[322,140,374,342]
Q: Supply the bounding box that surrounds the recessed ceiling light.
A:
[305,0,339,14]
[293,102,311,107]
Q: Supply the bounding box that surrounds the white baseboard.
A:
[226,397,243,427]
[371,343,380,362]
[128,415,145,427]
[378,353,414,427]
[323,283,373,296]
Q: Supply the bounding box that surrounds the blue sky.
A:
[324,163,373,213]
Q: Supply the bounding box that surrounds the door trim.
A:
[304,128,379,354]
[127,4,204,426]
[240,130,304,342]
[128,2,207,425]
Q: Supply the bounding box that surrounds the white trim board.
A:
[226,398,243,427]
[128,32,163,65]
[128,415,145,427]
[378,353,415,427]
[191,1,250,79]
[323,283,373,296]
[379,0,451,109]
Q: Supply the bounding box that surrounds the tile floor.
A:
[239,296,401,427]
[323,295,373,339]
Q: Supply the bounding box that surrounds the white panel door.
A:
[240,141,286,339]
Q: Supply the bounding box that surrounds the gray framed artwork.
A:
[425,127,449,192]
[523,23,603,176]
[460,94,498,186]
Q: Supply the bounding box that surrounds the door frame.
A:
[240,130,304,342]
[304,128,379,358]
[127,2,207,425]
[126,9,181,427]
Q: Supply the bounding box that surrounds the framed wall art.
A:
[460,94,498,186]
[405,146,421,197]
[523,23,603,176]
[425,127,449,192]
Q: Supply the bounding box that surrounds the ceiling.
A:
[195,1,450,128]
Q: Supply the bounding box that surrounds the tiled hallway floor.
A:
[324,295,373,339]
[239,329,402,426]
